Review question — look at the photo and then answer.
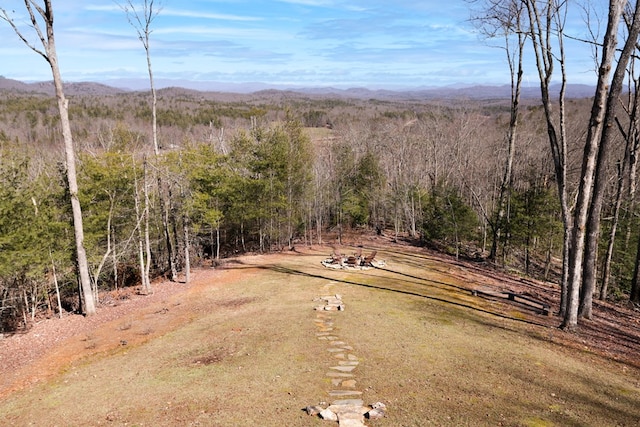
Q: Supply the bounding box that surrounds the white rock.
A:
[319,408,338,421]
[304,405,323,416]
[366,407,386,419]
[371,401,386,410]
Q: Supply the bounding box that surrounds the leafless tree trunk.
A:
[216,224,221,260]
[133,156,151,293]
[50,250,62,319]
[121,0,177,281]
[1,1,96,315]
[600,160,625,300]
[598,61,640,300]
[630,64,640,303]
[562,0,625,330]
[120,0,160,155]
[523,0,571,316]
[601,54,640,301]
[471,0,526,261]
[582,2,640,318]
[183,216,191,284]
[92,199,115,295]
[111,226,118,290]
[143,160,152,286]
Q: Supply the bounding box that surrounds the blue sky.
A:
[0,1,603,89]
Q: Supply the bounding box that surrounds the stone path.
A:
[305,282,386,425]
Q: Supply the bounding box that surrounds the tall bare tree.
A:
[581,1,640,318]
[0,0,96,315]
[601,31,640,301]
[562,0,626,330]
[120,0,160,155]
[470,0,527,262]
[523,0,571,315]
[120,0,178,283]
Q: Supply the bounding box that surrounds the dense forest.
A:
[0,81,628,333]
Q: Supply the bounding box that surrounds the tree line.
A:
[0,90,622,333]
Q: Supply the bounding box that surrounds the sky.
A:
[0,1,606,90]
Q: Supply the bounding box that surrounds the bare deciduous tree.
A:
[119,0,161,155]
[580,1,640,319]
[0,0,96,315]
[119,0,178,283]
[562,0,627,330]
[469,0,527,262]
[523,0,571,316]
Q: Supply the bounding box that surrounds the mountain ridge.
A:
[0,76,596,100]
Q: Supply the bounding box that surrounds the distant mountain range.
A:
[0,76,597,100]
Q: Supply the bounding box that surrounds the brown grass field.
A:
[1,241,639,426]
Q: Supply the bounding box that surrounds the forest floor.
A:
[1,236,640,426]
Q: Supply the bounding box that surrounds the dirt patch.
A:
[0,267,239,399]
[215,297,258,308]
[192,349,232,365]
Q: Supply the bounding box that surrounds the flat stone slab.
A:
[331,399,364,406]
[329,390,363,397]
[338,410,366,420]
[310,287,385,426]
[332,378,357,387]
[338,419,367,427]
[330,365,357,372]
[329,405,367,415]
[326,372,355,377]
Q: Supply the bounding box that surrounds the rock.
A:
[331,399,364,406]
[366,407,386,419]
[319,408,338,421]
[337,410,366,424]
[371,402,386,410]
[338,420,367,427]
[330,365,356,372]
[328,390,363,396]
[304,405,323,416]
[366,402,387,420]
[326,371,355,377]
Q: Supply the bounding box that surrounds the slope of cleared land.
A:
[1,240,639,426]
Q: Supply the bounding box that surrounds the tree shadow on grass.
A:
[259,263,549,328]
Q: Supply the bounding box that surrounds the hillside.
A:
[0,76,595,100]
[0,77,126,96]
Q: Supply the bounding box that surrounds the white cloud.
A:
[160,8,262,22]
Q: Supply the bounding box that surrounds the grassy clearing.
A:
[1,247,639,426]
